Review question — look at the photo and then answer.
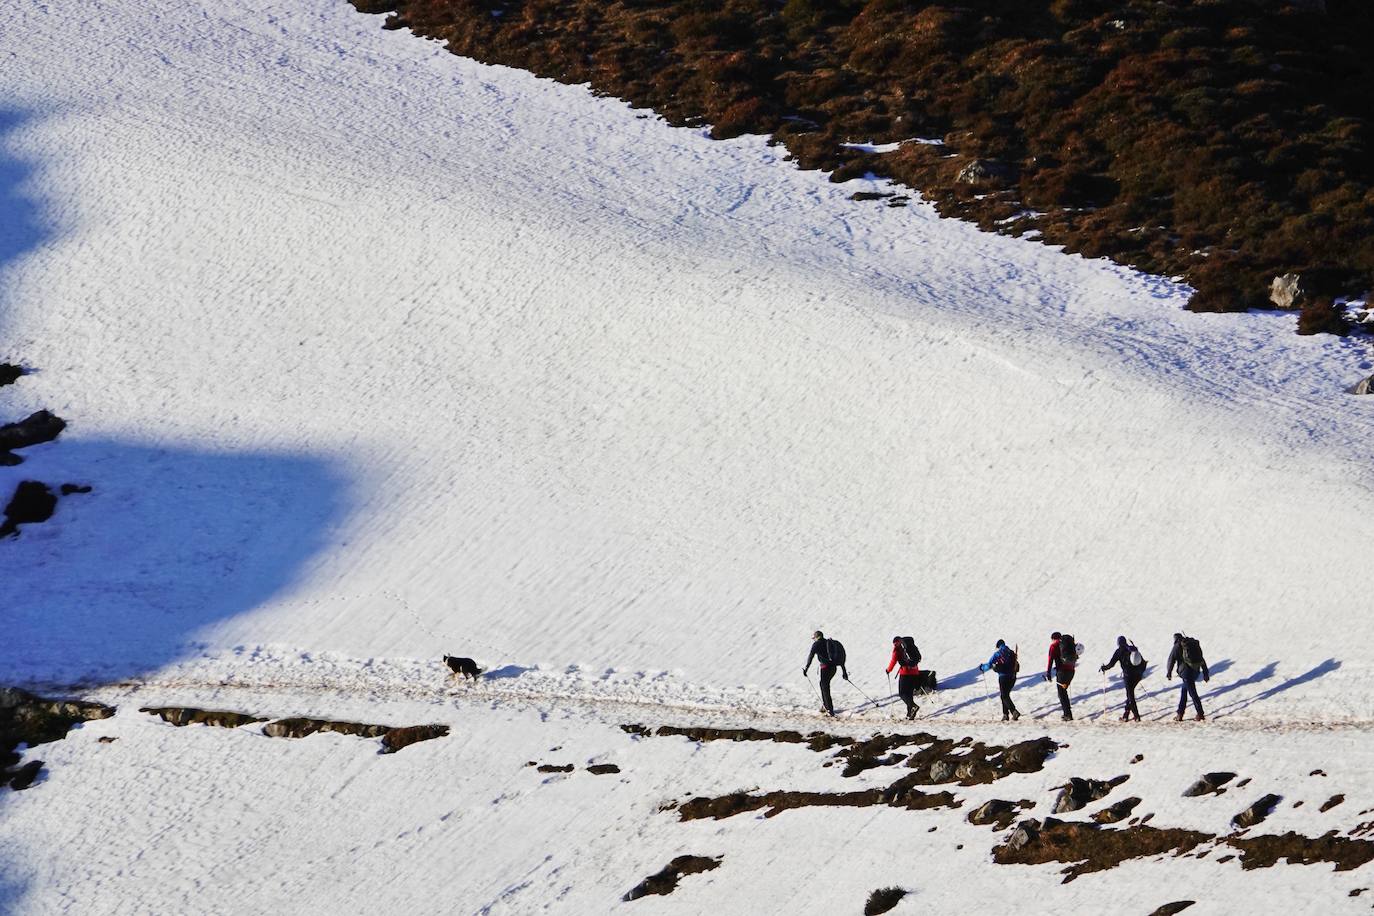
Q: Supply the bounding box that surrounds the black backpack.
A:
[899,636,921,668]
[1181,637,1203,668]
[1058,635,1078,666]
[825,638,846,667]
[991,645,1015,674]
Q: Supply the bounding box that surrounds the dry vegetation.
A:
[349,0,1373,328]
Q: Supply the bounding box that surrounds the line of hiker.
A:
[805,630,1212,722]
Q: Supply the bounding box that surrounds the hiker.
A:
[978,639,1020,721]
[1166,632,1210,721]
[1099,636,1146,722]
[1045,631,1078,720]
[886,636,922,720]
[804,630,849,717]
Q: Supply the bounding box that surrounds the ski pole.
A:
[803,671,821,704]
[981,669,990,699]
[1102,669,1110,719]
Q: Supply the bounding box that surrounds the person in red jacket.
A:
[1045,631,1077,721]
[886,636,922,720]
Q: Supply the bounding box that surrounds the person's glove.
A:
[1204,674,1210,683]
[1044,671,1052,682]
[1099,665,1107,672]
[978,663,988,673]
[802,668,808,677]
[842,670,850,681]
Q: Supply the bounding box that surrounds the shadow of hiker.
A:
[1210,659,1342,719]
[936,665,984,691]
[1024,660,1239,720]
[0,107,52,339]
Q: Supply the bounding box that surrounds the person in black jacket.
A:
[1100,636,1146,722]
[804,630,848,716]
[1166,632,1210,721]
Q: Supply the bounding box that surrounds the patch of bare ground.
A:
[623,854,721,901]
[1229,831,1374,872]
[993,817,1211,881]
[347,0,1374,326]
[864,886,907,915]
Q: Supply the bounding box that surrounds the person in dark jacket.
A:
[886,636,921,720]
[1100,636,1146,722]
[1166,632,1209,721]
[804,630,848,716]
[1045,632,1076,720]
[978,639,1020,721]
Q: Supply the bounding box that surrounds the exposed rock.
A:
[141,707,268,729]
[928,759,958,784]
[1092,797,1141,824]
[1005,819,1040,851]
[968,799,1022,829]
[956,158,1014,186]
[537,763,575,773]
[380,723,448,753]
[0,410,66,459]
[1052,775,1129,813]
[1,481,57,537]
[1233,794,1284,829]
[1183,772,1237,797]
[1321,794,1345,812]
[1352,375,1374,396]
[1148,903,1196,916]
[587,763,620,775]
[0,364,21,387]
[8,759,43,790]
[864,887,907,915]
[623,854,721,900]
[263,717,389,739]
[1270,273,1309,309]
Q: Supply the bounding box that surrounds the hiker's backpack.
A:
[1127,644,1144,668]
[1181,637,1203,668]
[1058,635,1078,667]
[826,638,847,667]
[992,646,1015,674]
[899,636,921,668]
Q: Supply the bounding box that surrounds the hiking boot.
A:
[1174,712,1184,722]
[1002,714,1009,722]
[1195,713,1205,721]
[906,706,919,720]
[1133,714,1141,722]
[1011,710,1020,721]
[1061,714,1073,721]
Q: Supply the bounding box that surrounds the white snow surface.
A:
[3,0,1374,912]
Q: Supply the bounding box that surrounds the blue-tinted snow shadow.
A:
[1209,658,1342,719]
[484,664,535,680]
[0,107,51,342]
[0,438,349,685]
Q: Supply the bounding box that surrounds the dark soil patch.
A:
[1321,794,1345,813]
[864,886,907,915]
[992,817,1210,881]
[141,707,268,729]
[623,854,721,901]
[588,763,621,774]
[263,717,391,739]
[347,0,1374,322]
[632,723,852,752]
[1228,831,1374,872]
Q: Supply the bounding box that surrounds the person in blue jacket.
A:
[978,639,1021,721]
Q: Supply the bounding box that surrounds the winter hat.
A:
[1118,636,1128,646]
[892,636,902,644]
[1173,632,1183,642]
[1051,631,1061,640]
[995,639,1006,648]
[813,630,824,640]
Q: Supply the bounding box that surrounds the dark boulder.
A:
[1053,775,1129,813]
[1232,794,1283,829]
[2,481,57,537]
[1183,772,1237,797]
[0,410,66,456]
[380,724,448,753]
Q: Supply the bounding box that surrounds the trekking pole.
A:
[1102,669,1110,719]
[803,671,822,706]
[847,678,879,708]
[981,669,990,699]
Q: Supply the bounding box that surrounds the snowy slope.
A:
[3,0,1371,723]
[2,0,1374,911]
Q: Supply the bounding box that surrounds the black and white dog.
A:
[443,655,484,682]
